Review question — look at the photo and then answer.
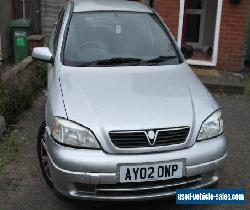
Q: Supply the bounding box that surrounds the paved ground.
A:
[193,68,245,94]
[0,94,249,210]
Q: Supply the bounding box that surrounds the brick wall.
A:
[247,7,250,62]
[154,0,180,39]
[217,0,250,71]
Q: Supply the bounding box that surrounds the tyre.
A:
[37,121,53,188]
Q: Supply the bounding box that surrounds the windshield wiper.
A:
[97,57,143,65]
[136,55,178,65]
[76,56,177,67]
[79,57,143,67]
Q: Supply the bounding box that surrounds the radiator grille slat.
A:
[109,127,190,148]
[95,175,202,196]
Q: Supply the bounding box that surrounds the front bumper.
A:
[44,132,227,201]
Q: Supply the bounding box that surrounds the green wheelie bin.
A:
[11,19,32,64]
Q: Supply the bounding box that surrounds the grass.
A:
[244,73,250,95]
[0,131,20,171]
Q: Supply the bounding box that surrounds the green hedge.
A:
[0,62,46,124]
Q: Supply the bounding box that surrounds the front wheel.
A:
[37,122,53,188]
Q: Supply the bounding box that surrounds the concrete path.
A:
[0,94,249,210]
[193,68,245,94]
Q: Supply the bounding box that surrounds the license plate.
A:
[120,161,183,183]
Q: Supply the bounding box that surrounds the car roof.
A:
[72,0,152,13]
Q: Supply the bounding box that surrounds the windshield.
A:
[63,12,181,67]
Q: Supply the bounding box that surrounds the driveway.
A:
[0,94,249,210]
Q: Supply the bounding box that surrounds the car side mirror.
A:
[181,45,193,60]
[32,47,54,64]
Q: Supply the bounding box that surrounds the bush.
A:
[0,61,47,124]
[36,61,47,89]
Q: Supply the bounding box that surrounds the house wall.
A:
[217,0,250,71]
[41,0,65,40]
[154,0,180,39]
[0,0,12,62]
[246,6,250,62]
[153,0,250,71]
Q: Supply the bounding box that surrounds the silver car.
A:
[33,0,227,201]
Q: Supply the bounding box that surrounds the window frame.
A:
[53,8,65,55]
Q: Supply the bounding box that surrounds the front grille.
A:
[109,127,190,148]
[74,175,203,197]
[96,176,201,197]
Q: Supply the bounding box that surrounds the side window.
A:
[53,9,65,54]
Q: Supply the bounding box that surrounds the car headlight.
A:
[52,117,100,149]
[197,110,224,141]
